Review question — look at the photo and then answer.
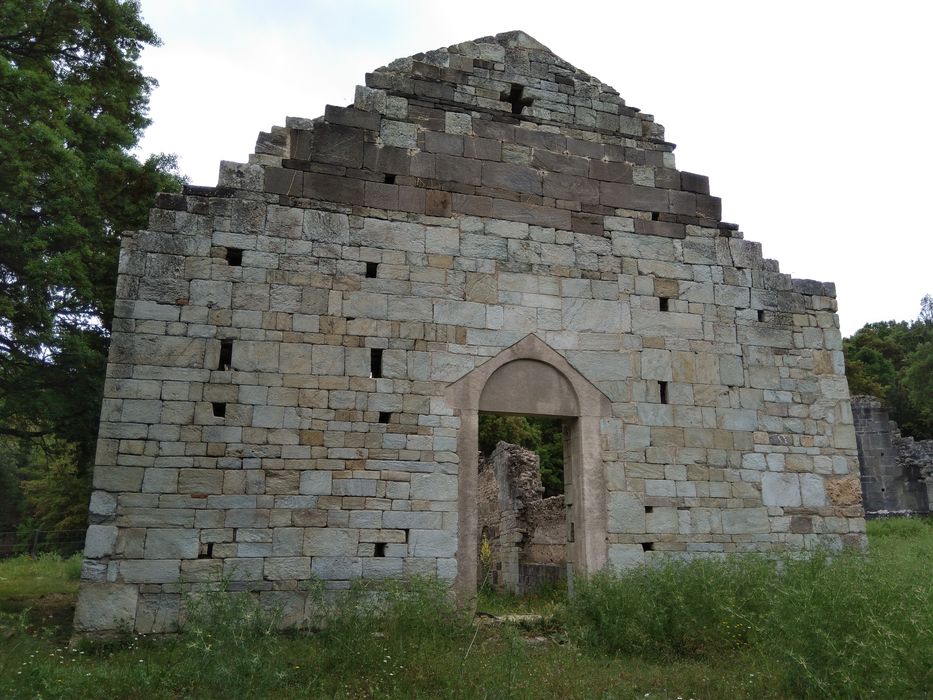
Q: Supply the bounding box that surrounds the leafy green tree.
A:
[843,296,933,439]
[0,1,181,530]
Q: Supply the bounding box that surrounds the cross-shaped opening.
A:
[500,83,533,115]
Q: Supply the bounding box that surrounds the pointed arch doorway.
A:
[446,334,611,603]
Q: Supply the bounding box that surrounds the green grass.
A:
[0,553,81,599]
[0,519,930,699]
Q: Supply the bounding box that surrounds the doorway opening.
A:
[445,334,611,605]
[477,414,569,596]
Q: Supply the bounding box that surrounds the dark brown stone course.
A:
[696,195,722,221]
[492,199,572,229]
[408,105,446,131]
[514,129,566,151]
[588,160,633,183]
[633,219,686,239]
[398,186,426,214]
[681,172,710,195]
[424,131,463,156]
[324,105,381,131]
[463,136,501,161]
[571,212,604,235]
[364,182,399,209]
[363,145,411,175]
[310,123,364,168]
[289,129,313,160]
[303,172,364,205]
[531,150,588,176]
[599,182,669,212]
[451,193,493,217]
[265,167,304,197]
[436,154,482,186]
[473,119,516,142]
[482,161,542,195]
[425,190,452,217]
[543,172,599,204]
[565,138,604,159]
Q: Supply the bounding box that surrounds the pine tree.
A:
[0,1,181,528]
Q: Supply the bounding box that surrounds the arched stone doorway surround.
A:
[445,334,612,602]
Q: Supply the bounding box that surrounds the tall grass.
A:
[570,518,933,697]
[0,520,929,698]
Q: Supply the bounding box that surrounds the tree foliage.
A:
[843,297,933,439]
[479,414,565,496]
[0,1,181,532]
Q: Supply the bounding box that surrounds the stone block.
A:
[799,473,827,507]
[409,529,456,557]
[311,556,362,580]
[608,492,645,533]
[304,528,359,556]
[409,473,457,500]
[120,559,181,583]
[562,298,626,333]
[94,466,144,492]
[264,557,311,580]
[145,529,200,559]
[74,583,139,632]
[762,472,801,507]
[84,525,118,558]
[608,544,645,570]
[721,508,769,534]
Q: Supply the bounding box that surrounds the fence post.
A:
[31,530,40,557]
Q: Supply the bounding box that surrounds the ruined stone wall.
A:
[75,31,865,633]
[477,442,566,593]
[853,396,933,515]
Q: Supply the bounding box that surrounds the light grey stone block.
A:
[305,528,359,556]
[73,583,138,632]
[144,529,199,559]
[762,472,801,507]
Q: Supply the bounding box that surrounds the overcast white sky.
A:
[135,0,932,337]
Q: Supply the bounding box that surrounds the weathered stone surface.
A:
[77,30,864,634]
[73,583,139,632]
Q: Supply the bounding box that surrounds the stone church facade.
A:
[75,31,866,633]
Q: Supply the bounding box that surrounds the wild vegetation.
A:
[1,518,929,698]
[0,0,181,537]
[844,294,933,439]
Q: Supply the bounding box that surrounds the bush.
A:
[568,537,932,698]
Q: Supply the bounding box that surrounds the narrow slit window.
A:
[199,542,214,559]
[365,262,378,278]
[757,310,766,322]
[225,248,243,266]
[211,402,227,418]
[651,211,660,221]
[370,348,383,378]
[218,340,233,370]
[659,381,669,404]
[658,297,669,312]
[641,542,654,552]
[378,412,391,424]
[374,542,386,557]
[645,506,654,513]
[384,173,396,184]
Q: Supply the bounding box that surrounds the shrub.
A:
[568,537,932,698]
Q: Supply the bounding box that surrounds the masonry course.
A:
[75,31,865,633]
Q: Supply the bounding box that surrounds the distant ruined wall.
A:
[477,442,565,593]
[852,396,933,515]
